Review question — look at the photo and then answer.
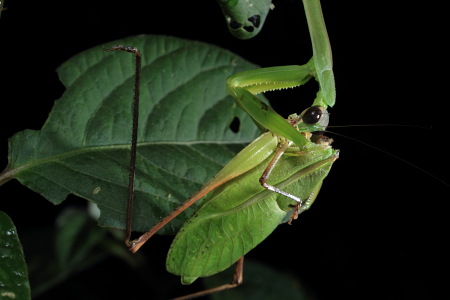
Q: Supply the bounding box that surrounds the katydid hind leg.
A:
[172,257,244,300]
[103,45,204,253]
[129,133,279,252]
[103,45,142,246]
[106,44,246,299]
[129,188,213,253]
[288,181,323,224]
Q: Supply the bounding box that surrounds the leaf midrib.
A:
[2,139,255,184]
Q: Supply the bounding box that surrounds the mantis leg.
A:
[172,257,244,300]
[259,140,303,204]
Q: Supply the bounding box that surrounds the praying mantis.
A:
[106,0,337,298]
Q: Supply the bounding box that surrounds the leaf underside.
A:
[4,35,267,234]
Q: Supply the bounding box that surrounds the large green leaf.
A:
[1,35,264,234]
[0,211,31,300]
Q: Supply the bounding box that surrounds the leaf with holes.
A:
[0,35,265,234]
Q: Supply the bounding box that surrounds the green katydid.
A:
[106,0,337,298]
[216,0,274,39]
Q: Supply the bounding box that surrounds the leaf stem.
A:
[0,166,14,186]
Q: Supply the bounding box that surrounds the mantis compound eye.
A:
[302,106,329,128]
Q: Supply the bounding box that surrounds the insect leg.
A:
[172,257,244,300]
[288,180,323,224]
[259,140,303,204]
[103,45,141,246]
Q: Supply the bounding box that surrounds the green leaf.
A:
[54,208,107,269]
[0,211,31,300]
[1,35,265,234]
[26,207,137,298]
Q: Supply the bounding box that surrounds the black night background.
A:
[1,1,448,299]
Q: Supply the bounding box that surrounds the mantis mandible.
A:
[105,0,337,298]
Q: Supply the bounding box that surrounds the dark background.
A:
[1,1,449,299]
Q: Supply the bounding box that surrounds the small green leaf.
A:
[54,208,106,269]
[1,35,265,234]
[0,211,31,300]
